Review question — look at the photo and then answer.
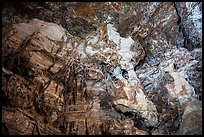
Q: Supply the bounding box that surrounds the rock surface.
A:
[2,2,202,135]
[177,99,202,135]
[175,2,202,50]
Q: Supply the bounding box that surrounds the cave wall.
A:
[2,2,202,135]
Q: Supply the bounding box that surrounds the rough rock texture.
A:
[178,99,202,135]
[175,2,202,51]
[2,2,202,135]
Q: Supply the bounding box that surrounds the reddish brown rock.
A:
[2,2,202,135]
[2,74,34,108]
[177,99,202,135]
[2,107,63,135]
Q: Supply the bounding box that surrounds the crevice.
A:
[173,2,198,51]
[112,104,153,134]
[173,2,182,33]
[134,55,146,71]
[173,2,187,49]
